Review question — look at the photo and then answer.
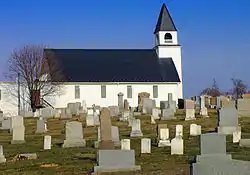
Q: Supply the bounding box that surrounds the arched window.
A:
[164,33,172,43]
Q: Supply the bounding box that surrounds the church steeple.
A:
[154,3,177,34]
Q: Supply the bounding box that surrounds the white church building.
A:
[0,4,183,115]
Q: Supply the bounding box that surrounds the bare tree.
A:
[5,44,64,112]
[230,78,247,99]
[200,78,222,96]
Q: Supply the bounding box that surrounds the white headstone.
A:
[36,119,47,133]
[176,125,183,137]
[121,111,130,121]
[86,115,95,126]
[44,135,52,150]
[158,128,170,147]
[190,124,200,136]
[11,115,24,129]
[233,130,241,143]
[11,125,25,144]
[141,138,151,154]
[171,136,183,155]
[62,121,86,148]
[185,109,196,120]
[0,145,6,163]
[82,100,87,112]
[151,115,156,124]
[152,108,160,119]
[96,109,100,115]
[87,109,94,115]
[121,139,131,150]
[197,125,202,135]
[200,107,209,117]
[200,96,205,108]
[130,119,143,137]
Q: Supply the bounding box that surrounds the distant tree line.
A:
[200,78,249,99]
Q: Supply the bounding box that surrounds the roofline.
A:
[154,44,181,48]
[57,82,181,85]
[44,48,155,51]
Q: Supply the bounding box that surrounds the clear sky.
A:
[0,0,249,98]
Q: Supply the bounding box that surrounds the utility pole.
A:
[18,73,20,115]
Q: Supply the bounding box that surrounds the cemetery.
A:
[0,2,249,175]
[0,94,250,174]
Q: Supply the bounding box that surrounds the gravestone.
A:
[60,108,72,119]
[141,138,151,154]
[142,98,155,114]
[41,108,56,118]
[11,115,24,131]
[161,108,175,120]
[185,109,195,120]
[218,106,240,134]
[176,125,183,137]
[79,112,87,122]
[192,132,250,175]
[11,125,25,144]
[128,117,135,127]
[200,96,209,117]
[121,139,130,150]
[99,108,114,150]
[94,150,141,172]
[62,121,86,148]
[86,115,95,126]
[121,111,130,121]
[67,102,81,116]
[160,101,168,110]
[184,99,194,109]
[233,131,241,143]
[93,112,100,126]
[138,92,150,112]
[150,115,156,124]
[158,128,170,147]
[86,108,95,126]
[124,99,129,111]
[118,92,124,111]
[239,139,250,148]
[130,119,143,137]
[237,99,250,117]
[216,96,221,109]
[109,106,119,117]
[82,100,87,113]
[201,133,226,155]
[171,136,183,155]
[167,93,176,113]
[44,135,51,150]
[157,124,168,139]
[36,119,47,133]
[0,119,11,130]
[190,124,201,136]
[152,108,160,119]
[97,126,120,146]
[0,145,6,163]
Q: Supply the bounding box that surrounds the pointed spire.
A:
[154,3,177,34]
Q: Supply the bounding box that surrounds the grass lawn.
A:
[0,109,249,175]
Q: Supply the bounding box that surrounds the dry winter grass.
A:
[0,109,249,175]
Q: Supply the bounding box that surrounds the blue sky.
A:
[0,0,249,98]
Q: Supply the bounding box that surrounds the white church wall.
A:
[0,83,30,117]
[50,83,181,108]
[157,46,183,99]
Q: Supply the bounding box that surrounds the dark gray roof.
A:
[154,3,177,34]
[44,49,180,83]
